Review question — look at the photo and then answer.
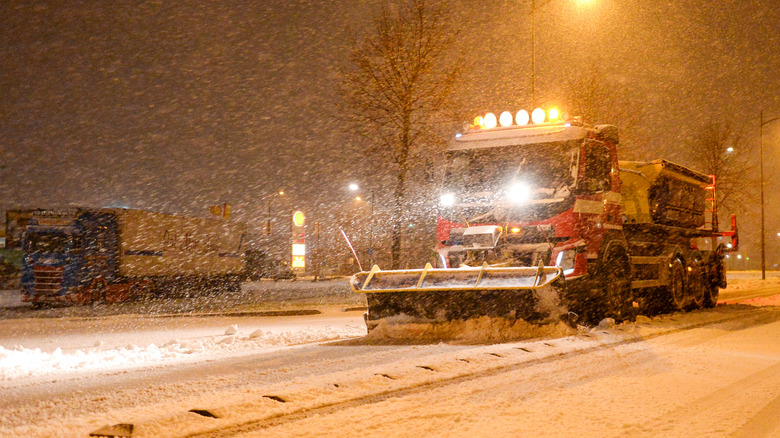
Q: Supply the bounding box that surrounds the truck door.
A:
[576,139,622,260]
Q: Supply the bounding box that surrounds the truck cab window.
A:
[582,141,612,193]
[25,233,80,253]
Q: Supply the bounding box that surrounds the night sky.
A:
[1,0,779,262]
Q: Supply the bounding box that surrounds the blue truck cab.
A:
[21,209,119,305]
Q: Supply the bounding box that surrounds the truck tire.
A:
[703,284,719,308]
[667,259,686,311]
[702,249,724,308]
[687,253,706,310]
[89,276,108,304]
[129,280,153,300]
[597,246,633,322]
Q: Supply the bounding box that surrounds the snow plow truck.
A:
[21,208,246,305]
[351,109,738,329]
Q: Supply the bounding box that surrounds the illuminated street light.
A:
[530,0,594,106]
[347,183,376,267]
[263,190,286,236]
[760,110,780,280]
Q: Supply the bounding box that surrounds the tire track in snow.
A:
[719,285,780,304]
[730,392,780,438]
[617,349,780,437]
[175,308,778,438]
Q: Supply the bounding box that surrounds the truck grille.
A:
[34,265,64,295]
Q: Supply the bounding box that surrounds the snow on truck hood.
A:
[450,124,587,151]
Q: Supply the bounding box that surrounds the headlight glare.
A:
[440,193,456,206]
[506,182,532,204]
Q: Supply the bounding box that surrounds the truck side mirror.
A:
[580,141,612,194]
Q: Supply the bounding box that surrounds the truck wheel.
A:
[702,251,724,308]
[687,255,706,310]
[130,280,153,300]
[703,285,719,308]
[687,274,705,310]
[599,248,633,322]
[667,259,686,311]
[89,276,108,303]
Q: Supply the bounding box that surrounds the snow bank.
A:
[362,316,575,344]
[0,323,365,382]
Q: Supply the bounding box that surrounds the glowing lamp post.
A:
[262,190,285,236]
[529,0,594,106]
[349,183,376,267]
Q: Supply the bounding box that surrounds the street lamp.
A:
[529,0,593,106]
[760,110,780,280]
[262,190,285,235]
[349,183,376,267]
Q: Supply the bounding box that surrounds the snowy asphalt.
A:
[0,277,366,320]
[1,270,777,319]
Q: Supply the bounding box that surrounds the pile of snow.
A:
[362,315,575,345]
[0,323,365,381]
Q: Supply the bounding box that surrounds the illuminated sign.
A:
[291,212,305,271]
[292,211,305,227]
[292,243,306,256]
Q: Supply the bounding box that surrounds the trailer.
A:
[21,208,246,305]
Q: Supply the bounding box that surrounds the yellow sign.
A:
[292,210,305,227]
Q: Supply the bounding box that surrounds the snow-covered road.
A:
[0,277,778,437]
[0,307,367,382]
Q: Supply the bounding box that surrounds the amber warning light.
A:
[471,107,563,130]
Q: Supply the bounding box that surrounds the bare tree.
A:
[682,119,755,223]
[337,0,462,269]
[564,65,644,158]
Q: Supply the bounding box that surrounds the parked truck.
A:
[21,208,246,305]
[351,109,738,328]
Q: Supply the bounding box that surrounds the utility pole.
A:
[760,111,780,280]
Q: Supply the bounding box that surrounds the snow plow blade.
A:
[351,263,564,329]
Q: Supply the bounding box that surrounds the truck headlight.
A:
[506,182,532,205]
[440,193,456,207]
[555,249,576,275]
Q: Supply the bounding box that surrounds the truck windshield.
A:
[443,141,579,198]
[440,140,580,223]
[24,232,81,253]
